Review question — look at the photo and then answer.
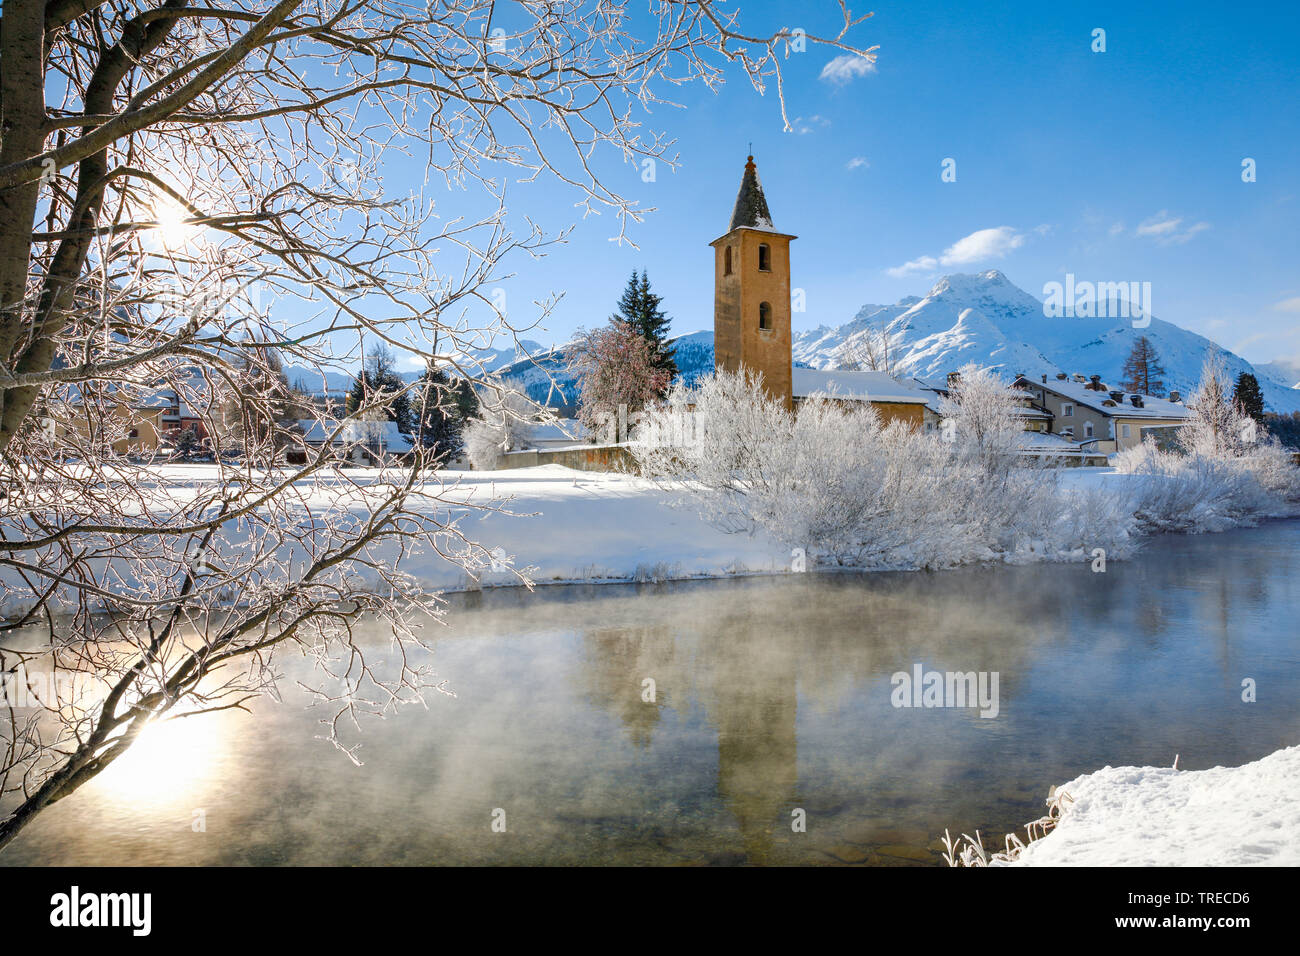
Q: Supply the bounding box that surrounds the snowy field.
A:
[1008,746,1300,866]
[0,462,1282,614]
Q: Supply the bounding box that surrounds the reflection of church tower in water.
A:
[710,155,796,410]
[706,629,800,865]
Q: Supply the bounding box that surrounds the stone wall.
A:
[497,444,639,473]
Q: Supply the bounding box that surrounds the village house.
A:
[296,417,414,465]
[1013,372,1191,452]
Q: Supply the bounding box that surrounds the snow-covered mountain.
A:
[788,271,1300,413]
[1255,359,1300,390]
[447,271,1300,414]
[284,338,547,393]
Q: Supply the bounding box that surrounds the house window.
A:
[724,246,732,276]
[1084,422,1094,439]
[1121,423,1131,438]
[758,243,771,272]
[1062,403,1074,417]
[758,301,772,331]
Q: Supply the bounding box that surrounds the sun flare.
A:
[152,200,196,250]
[92,713,228,807]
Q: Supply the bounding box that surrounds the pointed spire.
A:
[728,155,775,232]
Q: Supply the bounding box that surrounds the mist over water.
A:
[6,520,1298,866]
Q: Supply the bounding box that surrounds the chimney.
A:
[1108,390,1125,402]
[1088,374,1104,391]
[1055,372,1067,380]
[1129,394,1144,408]
[1041,374,1047,384]
[1169,390,1181,403]
[946,371,961,390]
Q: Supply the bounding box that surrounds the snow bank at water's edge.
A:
[1005,745,1300,866]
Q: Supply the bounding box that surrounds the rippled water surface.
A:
[5,520,1298,865]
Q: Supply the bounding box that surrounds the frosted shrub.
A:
[464,386,542,470]
[938,363,1025,481]
[635,370,1133,571]
[1115,439,1275,533]
[1239,438,1300,501]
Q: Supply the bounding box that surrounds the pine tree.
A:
[1120,336,1168,396]
[413,364,467,461]
[176,427,202,460]
[346,343,413,433]
[611,270,677,387]
[1233,372,1265,423]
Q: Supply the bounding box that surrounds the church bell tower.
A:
[710,155,796,409]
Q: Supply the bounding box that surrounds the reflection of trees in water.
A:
[578,625,676,750]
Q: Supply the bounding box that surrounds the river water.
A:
[5,520,1298,866]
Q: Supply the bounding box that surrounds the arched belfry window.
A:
[757,244,771,272]
[758,301,772,331]
[724,246,733,276]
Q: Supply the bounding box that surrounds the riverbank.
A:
[1005,745,1300,866]
[2,462,1295,618]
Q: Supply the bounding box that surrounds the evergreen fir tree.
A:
[1119,336,1168,396]
[1233,371,1265,423]
[346,344,413,433]
[413,364,465,460]
[611,270,677,387]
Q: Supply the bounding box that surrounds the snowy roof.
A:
[792,368,931,404]
[727,155,777,233]
[910,376,950,394]
[1036,378,1191,421]
[1017,431,1083,449]
[297,418,415,453]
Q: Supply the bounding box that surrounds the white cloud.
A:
[1136,211,1210,244]
[845,156,869,171]
[1272,296,1300,313]
[791,114,830,135]
[886,256,939,278]
[819,54,877,85]
[886,226,1025,279]
[938,226,1024,265]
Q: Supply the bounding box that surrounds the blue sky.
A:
[382,0,1299,368]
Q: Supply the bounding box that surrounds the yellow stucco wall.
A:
[712,227,796,410]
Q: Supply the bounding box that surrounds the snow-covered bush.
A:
[1111,357,1300,531]
[938,363,1025,480]
[634,369,1136,571]
[1113,443,1267,533]
[464,385,541,470]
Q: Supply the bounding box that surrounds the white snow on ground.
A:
[429,464,792,587]
[0,462,1285,618]
[0,464,794,617]
[1007,746,1300,866]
